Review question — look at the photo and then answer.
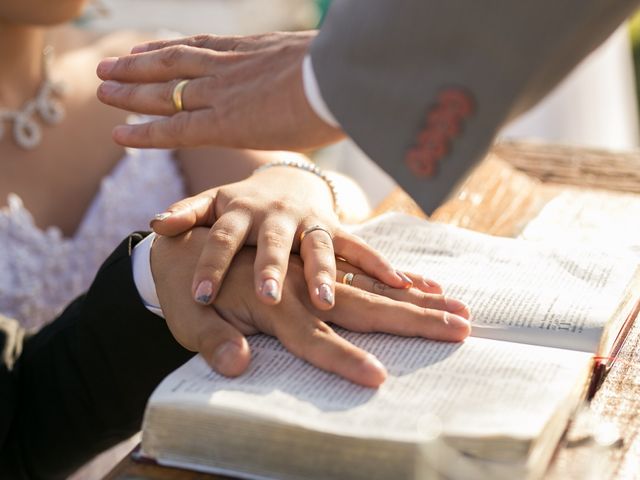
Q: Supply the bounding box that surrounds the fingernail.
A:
[422,277,442,291]
[260,278,280,301]
[112,124,134,139]
[150,212,172,224]
[317,283,334,306]
[395,270,413,288]
[444,297,468,314]
[194,280,214,304]
[359,354,387,383]
[131,44,148,54]
[213,340,242,375]
[98,80,120,95]
[444,312,471,329]
[97,57,117,77]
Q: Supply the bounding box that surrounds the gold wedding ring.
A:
[172,79,190,112]
[299,225,333,244]
[342,272,355,286]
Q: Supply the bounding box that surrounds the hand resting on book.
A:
[149,162,413,312]
[151,227,471,387]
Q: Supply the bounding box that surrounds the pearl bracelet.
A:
[253,159,341,215]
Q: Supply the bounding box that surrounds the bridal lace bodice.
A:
[0,148,186,330]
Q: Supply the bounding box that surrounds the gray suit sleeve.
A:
[310,0,638,213]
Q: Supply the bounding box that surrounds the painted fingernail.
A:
[359,354,387,383]
[194,280,214,304]
[260,278,280,301]
[97,57,117,77]
[213,340,242,375]
[395,270,413,288]
[151,212,172,224]
[317,283,334,306]
[444,297,468,314]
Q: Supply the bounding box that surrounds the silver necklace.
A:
[0,46,67,150]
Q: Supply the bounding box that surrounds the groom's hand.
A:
[96,32,344,151]
[151,228,471,388]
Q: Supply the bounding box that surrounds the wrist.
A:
[253,158,341,217]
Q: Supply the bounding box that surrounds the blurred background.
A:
[82,0,640,212]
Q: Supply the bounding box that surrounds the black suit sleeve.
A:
[0,233,193,480]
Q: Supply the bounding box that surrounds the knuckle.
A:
[269,199,289,213]
[226,198,254,215]
[263,231,287,250]
[312,236,333,252]
[314,266,334,280]
[193,34,213,47]
[372,280,388,295]
[117,55,137,75]
[135,122,153,141]
[160,45,187,69]
[283,323,333,360]
[422,293,445,308]
[208,227,238,250]
[305,324,334,350]
[142,121,162,143]
[120,83,140,104]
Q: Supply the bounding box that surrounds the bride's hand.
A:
[150,160,423,311]
[152,228,471,388]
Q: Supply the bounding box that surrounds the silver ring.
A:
[342,272,355,286]
[299,224,333,244]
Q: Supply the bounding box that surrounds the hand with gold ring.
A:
[171,79,190,112]
[342,272,355,286]
[153,229,471,388]
[95,31,343,150]
[335,261,464,316]
[146,159,416,311]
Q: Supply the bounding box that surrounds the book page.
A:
[521,189,640,253]
[349,213,637,352]
[147,333,592,444]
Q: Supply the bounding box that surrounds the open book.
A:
[140,213,640,480]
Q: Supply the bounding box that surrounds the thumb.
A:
[151,190,217,236]
[194,309,251,377]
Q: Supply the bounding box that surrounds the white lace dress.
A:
[0,148,185,330]
[0,147,186,478]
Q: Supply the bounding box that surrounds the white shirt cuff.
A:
[302,55,340,128]
[132,232,165,319]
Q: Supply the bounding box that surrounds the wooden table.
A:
[106,141,640,480]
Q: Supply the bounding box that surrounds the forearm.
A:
[1,233,192,479]
[177,147,313,195]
